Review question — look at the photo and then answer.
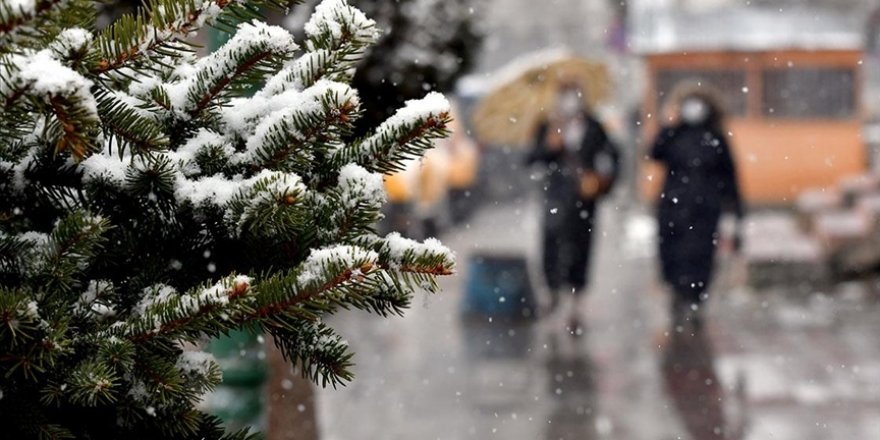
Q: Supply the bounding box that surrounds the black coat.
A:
[527,114,620,291]
[650,122,742,300]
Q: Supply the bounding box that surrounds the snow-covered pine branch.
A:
[3,47,100,159]
[119,275,253,343]
[307,162,386,243]
[224,170,308,238]
[91,0,274,75]
[235,80,358,171]
[0,0,65,36]
[0,0,454,437]
[95,88,170,154]
[165,20,298,117]
[333,91,452,173]
[260,0,379,97]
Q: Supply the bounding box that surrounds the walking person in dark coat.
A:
[650,87,744,327]
[527,83,620,334]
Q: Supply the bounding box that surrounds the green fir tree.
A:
[0,0,455,438]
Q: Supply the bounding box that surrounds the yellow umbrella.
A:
[472,55,611,147]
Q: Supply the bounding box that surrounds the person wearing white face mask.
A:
[649,88,744,329]
[680,97,710,125]
[526,83,620,336]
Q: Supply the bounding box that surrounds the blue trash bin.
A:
[462,253,536,320]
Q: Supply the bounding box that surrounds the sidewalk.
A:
[316,197,880,440]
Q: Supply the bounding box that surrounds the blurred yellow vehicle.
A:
[382,105,480,238]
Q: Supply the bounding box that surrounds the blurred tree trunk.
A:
[267,339,319,440]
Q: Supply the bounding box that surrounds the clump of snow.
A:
[133,284,177,317]
[176,350,218,376]
[235,19,298,54]
[336,163,385,208]
[257,50,364,99]
[225,170,308,234]
[169,129,229,176]
[182,275,252,313]
[79,153,127,185]
[127,380,149,403]
[165,21,297,115]
[223,88,305,137]
[352,92,449,161]
[127,75,163,101]
[22,300,39,320]
[256,62,300,98]
[174,175,242,207]
[304,0,378,49]
[178,129,226,154]
[9,147,38,191]
[238,80,356,165]
[191,280,231,308]
[49,28,93,57]
[18,231,49,247]
[382,232,418,260]
[298,245,378,287]
[244,170,306,200]
[190,0,224,29]
[384,92,449,128]
[75,280,116,319]
[382,232,454,265]
[129,276,251,334]
[4,0,38,19]
[16,50,98,117]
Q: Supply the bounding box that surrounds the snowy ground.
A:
[316,195,880,440]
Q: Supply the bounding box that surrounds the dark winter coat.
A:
[527,114,620,291]
[650,121,742,301]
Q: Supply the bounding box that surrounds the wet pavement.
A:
[317,197,880,440]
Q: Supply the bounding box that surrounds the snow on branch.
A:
[376,232,454,274]
[320,163,386,241]
[164,20,298,117]
[95,88,169,155]
[91,0,235,74]
[247,245,379,322]
[303,0,378,51]
[121,275,253,342]
[257,0,380,99]
[0,0,64,36]
[224,169,308,237]
[332,92,451,173]
[8,49,100,159]
[48,27,93,62]
[335,163,385,209]
[237,80,359,170]
[0,0,457,432]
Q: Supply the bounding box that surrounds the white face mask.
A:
[557,91,583,117]
[680,98,709,125]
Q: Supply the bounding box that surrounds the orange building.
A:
[634,6,867,205]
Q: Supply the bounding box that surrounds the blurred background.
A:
[101,0,880,438]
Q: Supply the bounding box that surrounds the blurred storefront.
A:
[631,4,869,204]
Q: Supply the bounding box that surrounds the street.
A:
[317,195,880,440]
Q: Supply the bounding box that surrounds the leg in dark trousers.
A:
[543,226,564,291]
[561,204,595,336]
[565,205,596,291]
[542,225,564,312]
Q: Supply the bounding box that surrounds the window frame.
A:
[760,66,858,120]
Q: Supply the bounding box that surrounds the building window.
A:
[656,69,748,116]
[762,68,856,119]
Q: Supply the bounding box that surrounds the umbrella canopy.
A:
[472,55,611,147]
